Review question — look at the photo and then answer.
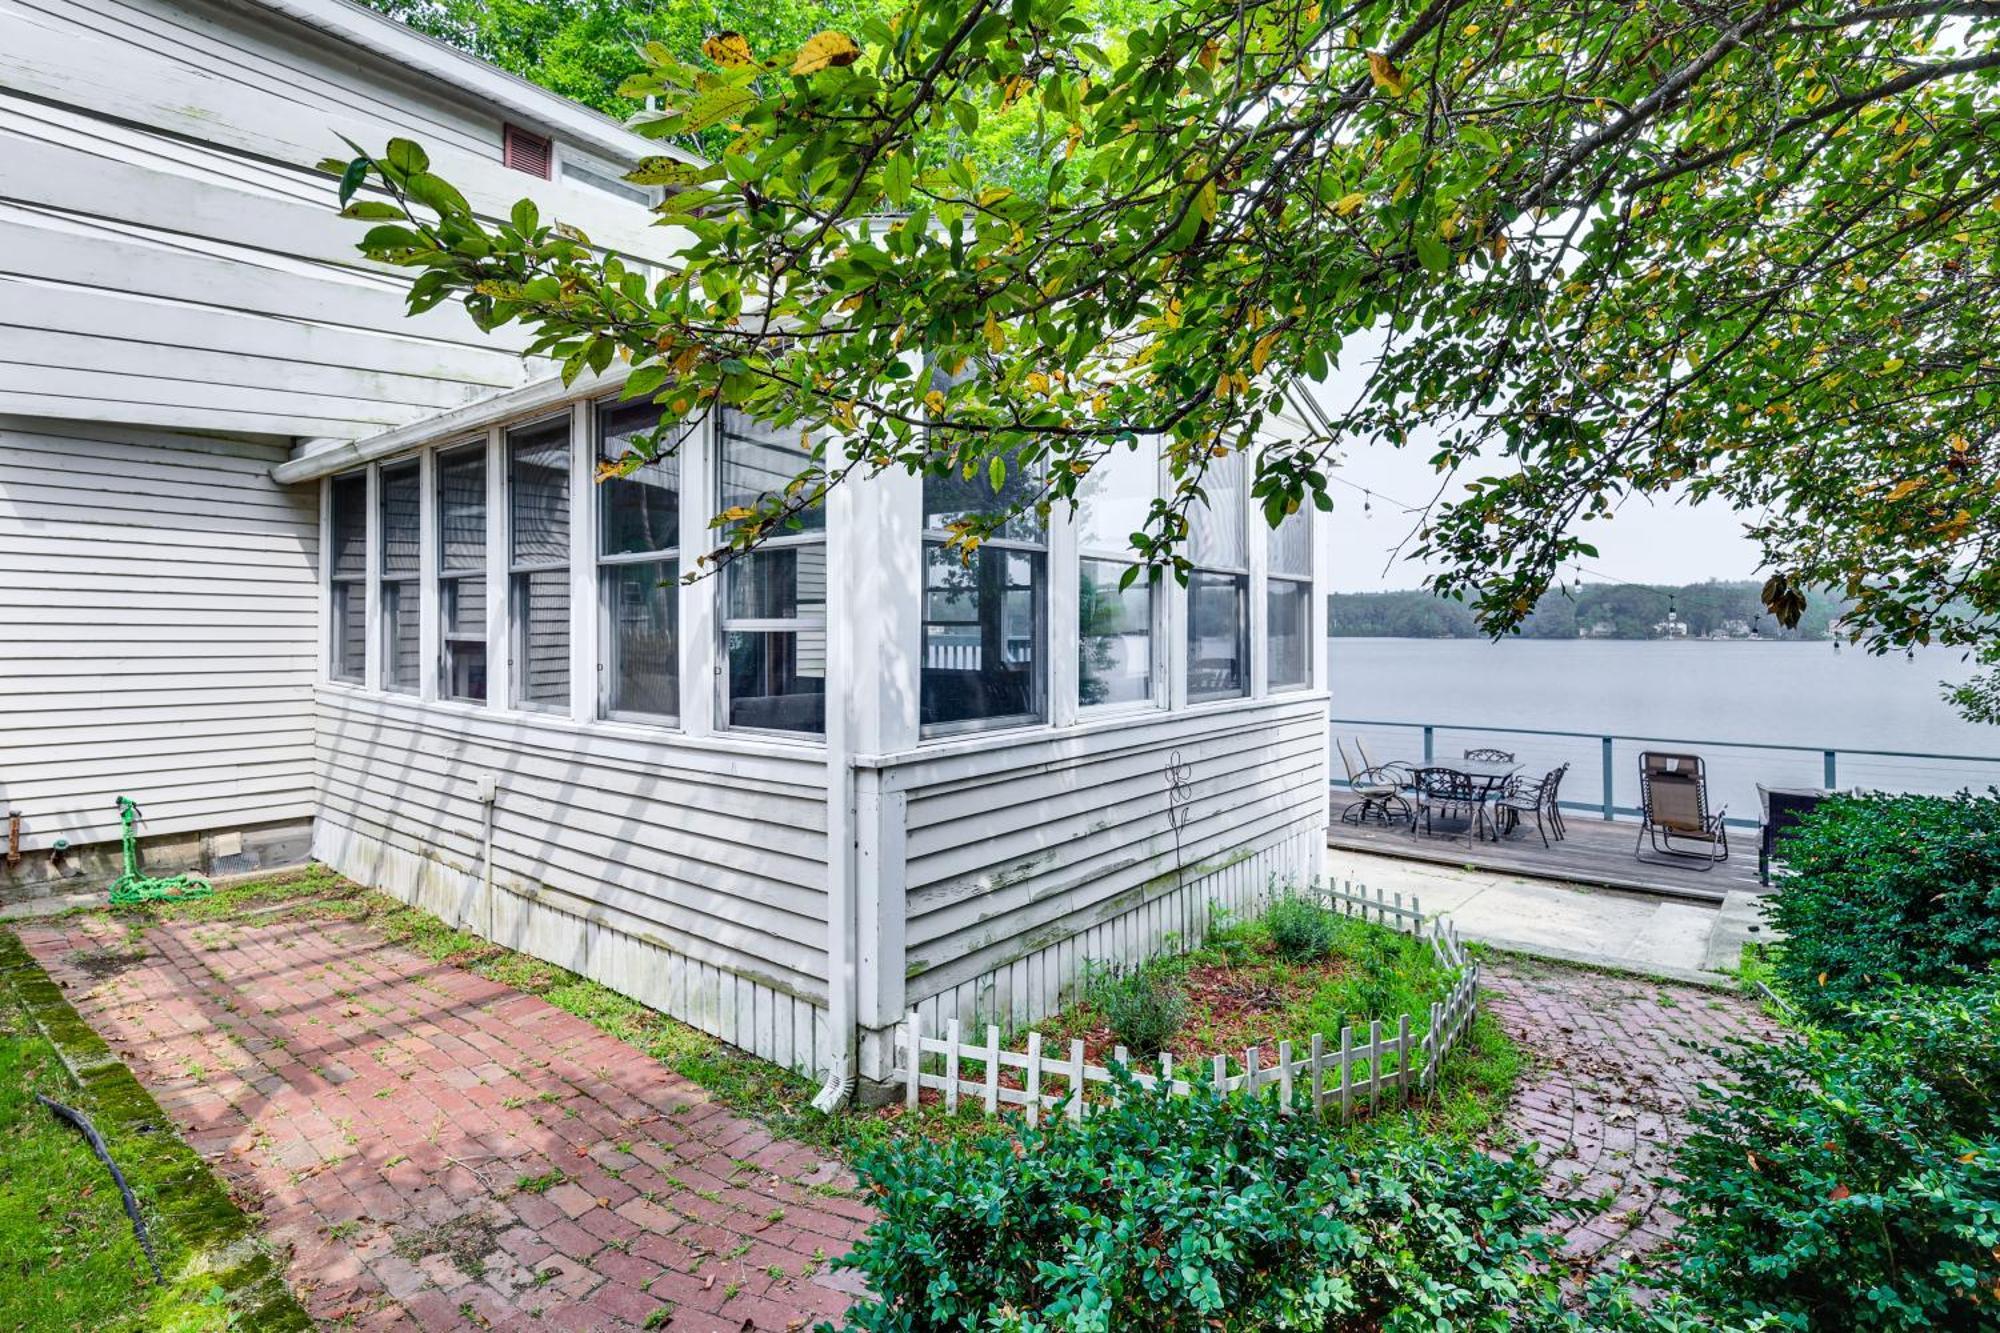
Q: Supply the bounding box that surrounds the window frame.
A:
[504,414,573,714]
[919,471,1050,739]
[1184,451,1251,705]
[377,458,422,696]
[327,470,368,686]
[434,439,489,705]
[1074,444,1164,715]
[1265,502,1313,693]
[715,410,828,740]
[594,397,683,726]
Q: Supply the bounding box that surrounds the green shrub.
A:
[1764,792,2000,1023]
[1264,894,1337,963]
[1089,967,1186,1056]
[825,1073,1565,1332]
[1668,973,2000,1331]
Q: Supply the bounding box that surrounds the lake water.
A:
[1328,638,2000,822]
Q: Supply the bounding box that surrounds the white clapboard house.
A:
[0,0,1330,1089]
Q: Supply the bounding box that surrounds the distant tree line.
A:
[1329,581,1848,641]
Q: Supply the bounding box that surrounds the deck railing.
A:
[1331,716,2000,828]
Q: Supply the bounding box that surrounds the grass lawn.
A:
[0,934,308,1332]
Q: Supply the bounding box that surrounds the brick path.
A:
[1481,957,1779,1270]
[16,910,872,1332]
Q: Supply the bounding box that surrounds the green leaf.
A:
[680,87,756,134]
[340,201,403,220]
[1415,234,1451,274]
[626,157,724,187]
[337,158,369,207]
[510,199,540,234]
[404,172,471,219]
[384,138,429,176]
[360,224,426,252]
[988,455,1007,492]
[621,365,669,399]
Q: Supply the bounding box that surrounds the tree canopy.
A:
[331,0,2000,711]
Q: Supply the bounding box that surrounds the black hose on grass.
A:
[37,1094,163,1281]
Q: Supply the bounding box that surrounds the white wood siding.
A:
[312,690,834,1066]
[0,0,680,439]
[888,696,1329,1031]
[0,419,319,848]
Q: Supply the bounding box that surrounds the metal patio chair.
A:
[1635,751,1729,867]
[1463,746,1516,763]
[1495,763,1568,848]
[1337,738,1410,826]
[1411,766,1486,843]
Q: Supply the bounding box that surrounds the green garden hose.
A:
[107,797,212,907]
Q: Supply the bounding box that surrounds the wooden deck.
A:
[1328,794,1768,902]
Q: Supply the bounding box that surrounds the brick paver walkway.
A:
[1481,957,1779,1270]
[17,910,872,1332]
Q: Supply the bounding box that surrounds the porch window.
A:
[1267,502,1312,690]
[378,460,421,694]
[921,461,1047,733]
[507,418,571,711]
[719,411,826,735]
[1186,450,1249,702]
[436,443,488,702]
[597,401,680,721]
[328,472,367,684]
[1076,444,1157,709]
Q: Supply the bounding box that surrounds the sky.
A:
[1287,335,1768,594]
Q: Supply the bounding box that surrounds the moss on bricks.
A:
[0,930,313,1332]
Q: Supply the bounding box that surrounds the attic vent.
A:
[503,124,552,178]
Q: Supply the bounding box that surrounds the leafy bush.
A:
[1669,974,2000,1330]
[1264,894,1337,963]
[1088,967,1186,1056]
[826,1073,1564,1332]
[1764,792,2000,1023]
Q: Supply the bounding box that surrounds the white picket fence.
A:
[898,882,1480,1126]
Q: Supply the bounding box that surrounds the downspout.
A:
[812,743,857,1112]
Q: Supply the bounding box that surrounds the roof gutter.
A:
[270,365,630,485]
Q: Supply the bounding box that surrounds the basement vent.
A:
[503,124,553,178]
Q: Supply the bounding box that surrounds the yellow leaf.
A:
[792,30,861,75]
[924,390,946,414]
[702,31,755,67]
[1881,356,1904,373]
[1196,181,1218,224]
[1026,371,1051,394]
[720,506,756,522]
[1251,331,1280,374]
[1885,478,1925,502]
[1198,39,1219,72]
[984,311,1005,354]
[1335,191,1366,217]
[1367,51,1410,98]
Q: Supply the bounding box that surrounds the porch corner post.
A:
[1601,735,1615,819]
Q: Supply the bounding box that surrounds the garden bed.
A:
[887,896,1520,1143]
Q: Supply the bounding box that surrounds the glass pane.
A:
[600,401,680,556]
[921,542,1045,728]
[509,420,570,566]
[1187,570,1247,701]
[726,630,825,734]
[382,580,419,694]
[1268,504,1311,577]
[720,410,824,533]
[1079,558,1152,707]
[380,461,420,576]
[1076,444,1155,555]
[1188,450,1246,570]
[330,580,365,684]
[1267,578,1311,689]
[725,546,827,623]
[442,576,485,637]
[330,473,367,580]
[438,446,486,573]
[923,459,1044,542]
[605,560,678,717]
[445,640,487,702]
[514,568,569,708]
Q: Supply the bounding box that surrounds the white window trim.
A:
[378,457,423,696]
[917,526,1050,740]
[432,438,490,705]
[326,470,369,687]
[1185,452,1253,706]
[591,396,687,729]
[503,413,574,714]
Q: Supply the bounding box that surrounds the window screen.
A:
[379,461,421,694]
[597,401,681,721]
[508,419,571,710]
[328,472,367,684]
